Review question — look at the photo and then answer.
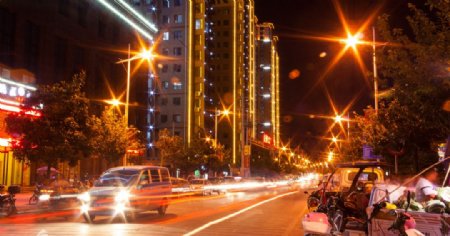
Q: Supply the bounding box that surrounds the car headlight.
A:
[115,190,130,202]
[78,192,91,202]
[39,194,50,201]
[80,203,90,213]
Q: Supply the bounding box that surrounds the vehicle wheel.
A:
[29,195,38,205]
[157,205,168,216]
[158,199,169,216]
[83,213,95,223]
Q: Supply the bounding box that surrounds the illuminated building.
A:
[0,65,39,186]
[0,0,158,181]
[254,22,280,148]
[131,0,278,175]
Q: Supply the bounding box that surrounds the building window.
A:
[173,114,182,123]
[173,97,181,105]
[195,19,202,29]
[174,131,180,136]
[173,64,182,72]
[161,98,168,106]
[195,35,202,45]
[194,67,202,77]
[161,64,168,73]
[223,20,229,26]
[173,82,182,90]
[162,15,170,24]
[162,0,170,8]
[223,53,229,59]
[223,31,229,36]
[223,42,229,48]
[173,47,182,56]
[174,15,183,24]
[173,30,182,40]
[160,115,168,123]
[162,31,169,40]
[174,0,182,6]
[162,48,169,55]
[194,3,202,14]
[163,81,169,89]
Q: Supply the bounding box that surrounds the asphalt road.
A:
[0,187,309,236]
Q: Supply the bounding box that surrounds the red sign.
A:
[263,134,272,145]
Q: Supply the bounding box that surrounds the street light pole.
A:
[125,43,131,126]
[372,27,379,114]
[214,108,218,149]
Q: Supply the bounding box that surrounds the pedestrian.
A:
[415,168,439,202]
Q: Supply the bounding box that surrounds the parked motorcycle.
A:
[0,185,20,216]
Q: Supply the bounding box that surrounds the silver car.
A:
[79,166,172,222]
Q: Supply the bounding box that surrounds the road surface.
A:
[0,187,309,236]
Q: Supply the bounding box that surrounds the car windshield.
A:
[95,169,139,187]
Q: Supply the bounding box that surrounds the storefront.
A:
[0,65,38,186]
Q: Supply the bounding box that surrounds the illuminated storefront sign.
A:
[0,77,35,99]
[0,77,40,116]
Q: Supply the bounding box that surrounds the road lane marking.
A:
[183,191,297,236]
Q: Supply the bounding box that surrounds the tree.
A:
[6,72,91,176]
[346,0,450,173]
[155,129,184,167]
[88,109,143,165]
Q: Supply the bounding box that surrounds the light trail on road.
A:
[183,191,297,236]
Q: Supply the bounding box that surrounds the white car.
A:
[79,166,172,222]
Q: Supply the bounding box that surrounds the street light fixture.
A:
[116,44,157,165]
[214,108,231,149]
[327,151,334,162]
[334,115,343,124]
[106,99,122,107]
[341,28,379,113]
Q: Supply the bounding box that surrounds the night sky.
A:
[254,0,415,157]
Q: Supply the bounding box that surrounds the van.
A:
[79,166,172,222]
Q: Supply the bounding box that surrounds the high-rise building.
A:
[255,22,280,148]
[130,0,280,175]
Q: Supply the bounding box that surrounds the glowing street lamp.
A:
[117,45,156,165]
[327,151,334,162]
[106,99,122,107]
[214,108,231,148]
[342,28,379,113]
[334,115,343,124]
[331,137,338,143]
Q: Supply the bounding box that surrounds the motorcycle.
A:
[0,185,20,216]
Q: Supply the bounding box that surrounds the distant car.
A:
[189,179,212,196]
[79,165,172,223]
[170,177,191,196]
[207,177,226,195]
